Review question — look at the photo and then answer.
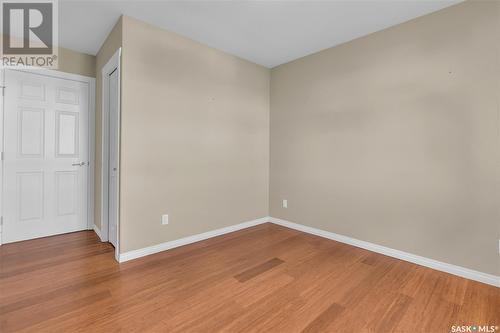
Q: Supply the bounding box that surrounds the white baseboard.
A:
[93,224,104,242]
[114,214,498,287]
[118,217,270,263]
[269,217,499,288]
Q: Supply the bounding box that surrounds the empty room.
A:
[0,0,499,332]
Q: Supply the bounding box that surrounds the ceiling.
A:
[59,0,462,68]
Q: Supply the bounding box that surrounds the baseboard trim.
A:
[118,217,270,263]
[115,215,498,287]
[93,224,104,242]
[269,217,499,288]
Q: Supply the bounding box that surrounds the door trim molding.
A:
[101,48,122,261]
[0,67,96,246]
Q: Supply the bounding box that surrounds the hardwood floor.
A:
[0,223,498,332]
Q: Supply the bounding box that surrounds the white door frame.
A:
[0,67,96,245]
[101,48,121,261]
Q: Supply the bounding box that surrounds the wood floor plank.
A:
[300,302,345,333]
[234,257,285,282]
[0,223,498,333]
[369,293,413,333]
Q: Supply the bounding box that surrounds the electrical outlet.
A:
[161,214,169,225]
[282,199,288,208]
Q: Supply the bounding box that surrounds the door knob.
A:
[72,161,86,166]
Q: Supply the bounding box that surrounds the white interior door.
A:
[107,69,118,247]
[2,69,89,243]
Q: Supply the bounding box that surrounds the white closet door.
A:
[3,70,89,243]
[107,68,118,248]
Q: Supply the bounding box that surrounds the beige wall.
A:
[119,16,269,252]
[94,17,123,229]
[57,47,95,78]
[270,1,500,275]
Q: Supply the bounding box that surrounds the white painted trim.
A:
[0,69,4,246]
[0,67,95,245]
[10,67,95,85]
[93,224,104,242]
[101,48,122,261]
[269,217,500,288]
[88,78,96,231]
[119,217,270,262]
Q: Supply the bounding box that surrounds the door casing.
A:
[101,48,121,261]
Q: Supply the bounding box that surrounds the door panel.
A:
[55,171,78,216]
[17,171,44,221]
[56,87,80,105]
[18,107,44,157]
[56,111,79,156]
[3,70,89,243]
[20,81,45,101]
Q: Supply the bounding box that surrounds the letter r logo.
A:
[2,2,53,54]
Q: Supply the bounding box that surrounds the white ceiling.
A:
[60,0,462,68]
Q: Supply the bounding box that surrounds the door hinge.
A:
[0,86,5,96]
[1,151,3,161]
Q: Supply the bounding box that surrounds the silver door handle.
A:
[72,161,86,166]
